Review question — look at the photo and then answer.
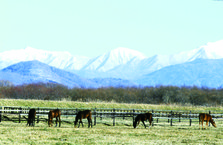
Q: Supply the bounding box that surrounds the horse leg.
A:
[55,117,58,127]
[78,120,81,128]
[202,120,204,129]
[149,120,152,129]
[199,119,201,129]
[48,118,52,127]
[136,121,140,128]
[31,118,34,127]
[59,116,61,127]
[87,118,90,128]
[90,118,92,128]
[87,117,92,128]
[142,121,146,128]
[206,120,209,129]
[78,121,83,128]
[33,116,35,127]
[81,120,84,127]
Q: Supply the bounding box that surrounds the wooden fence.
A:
[0,106,223,127]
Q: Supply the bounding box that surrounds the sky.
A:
[0,0,223,57]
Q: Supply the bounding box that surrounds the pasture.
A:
[0,99,223,144]
[0,120,222,144]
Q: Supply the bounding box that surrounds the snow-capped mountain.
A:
[95,40,223,80]
[81,47,146,72]
[0,47,90,70]
[0,60,99,88]
[0,60,137,88]
[137,58,223,88]
[1,40,223,88]
[1,40,223,75]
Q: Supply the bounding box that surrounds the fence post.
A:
[0,106,2,122]
[209,111,211,126]
[100,109,102,121]
[152,110,154,126]
[189,111,192,126]
[113,108,115,126]
[170,110,173,126]
[94,108,97,126]
[133,109,135,124]
[157,111,159,123]
[19,107,22,123]
[37,108,40,123]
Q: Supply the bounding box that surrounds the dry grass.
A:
[0,120,222,145]
[0,99,222,144]
[0,99,222,111]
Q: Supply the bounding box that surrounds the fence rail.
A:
[0,106,223,127]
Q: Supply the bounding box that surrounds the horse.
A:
[133,112,153,128]
[27,108,36,127]
[48,109,61,127]
[74,110,92,128]
[199,113,217,129]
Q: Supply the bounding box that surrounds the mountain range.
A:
[1,40,223,88]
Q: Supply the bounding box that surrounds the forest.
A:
[0,80,222,106]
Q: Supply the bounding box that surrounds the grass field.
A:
[0,99,223,144]
[0,120,222,145]
[0,99,223,111]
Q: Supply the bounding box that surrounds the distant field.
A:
[0,99,222,111]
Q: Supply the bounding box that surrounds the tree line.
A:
[0,81,222,106]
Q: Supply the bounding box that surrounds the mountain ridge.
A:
[0,60,137,88]
[137,58,223,88]
[1,40,223,88]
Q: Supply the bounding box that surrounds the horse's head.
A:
[211,119,217,128]
[48,118,52,127]
[133,121,137,128]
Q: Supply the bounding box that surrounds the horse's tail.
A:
[48,110,52,126]
[198,113,201,122]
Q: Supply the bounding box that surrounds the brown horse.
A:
[74,110,92,128]
[199,113,217,129]
[133,112,153,128]
[48,109,61,127]
[27,109,36,127]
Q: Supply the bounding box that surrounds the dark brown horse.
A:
[48,109,61,127]
[27,109,36,127]
[74,110,92,128]
[199,113,217,129]
[133,112,153,128]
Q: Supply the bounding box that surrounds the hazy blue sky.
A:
[0,0,223,57]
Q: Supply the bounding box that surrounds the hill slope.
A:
[137,58,223,88]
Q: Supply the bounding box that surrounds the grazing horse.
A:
[133,112,153,128]
[74,110,92,128]
[199,113,217,129]
[48,109,61,127]
[27,109,36,127]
